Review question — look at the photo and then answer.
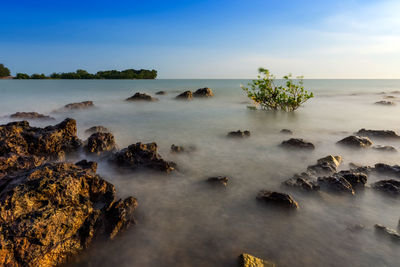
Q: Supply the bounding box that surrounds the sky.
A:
[1,0,400,78]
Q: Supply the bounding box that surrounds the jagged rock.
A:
[176,91,193,100]
[155,91,166,95]
[0,162,137,267]
[85,132,116,155]
[238,253,276,267]
[170,144,196,153]
[374,163,400,177]
[280,129,293,134]
[348,163,373,174]
[283,172,320,191]
[126,92,158,101]
[10,112,54,120]
[110,142,176,173]
[256,190,298,209]
[317,176,355,195]
[193,87,214,97]
[227,130,251,138]
[375,101,396,106]
[374,224,400,242]
[372,179,400,195]
[337,136,372,148]
[280,138,315,150]
[356,129,400,139]
[64,101,94,109]
[206,176,229,186]
[373,145,397,152]
[307,155,342,175]
[75,159,98,173]
[337,170,367,189]
[85,125,110,134]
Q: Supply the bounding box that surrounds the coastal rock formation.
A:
[375,101,395,106]
[64,101,94,109]
[374,224,400,241]
[193,87,214,97]
[283,172,320,191]
[176,91,193,100]
[126,92,158,101]
[85,132,116,155]
[256,190,299,209]
[280,129,293,134]
[85,125,110,134]
[170,144,196,153]
[110,142,176,172]
[0,162,137,267]
[10,112,54,120]
[374,163,400,177]
[280,138,315,150]
[155,91,166,95]
[307,155,342,175]
[206,176,229,186]
[372,179,400,195]
[356,129,400,139]
[227,130,251,138]
[373,145,397,152]
[317,176,355,195]
[238,253,276,267]
[336,135,372,148]
[336,170,367,189]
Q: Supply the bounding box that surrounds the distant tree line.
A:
[0,64,11,77]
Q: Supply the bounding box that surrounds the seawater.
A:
[1,79,400,267]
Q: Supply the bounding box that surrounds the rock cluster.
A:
[227,130,251,138]
[10,112,54,120]
[64,101,94,109]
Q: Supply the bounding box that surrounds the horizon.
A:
[1,0,400,79]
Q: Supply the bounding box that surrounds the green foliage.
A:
[14,73,30,79]
[0,64,11,77]
[30,73,47,79]
[241,68,314,112]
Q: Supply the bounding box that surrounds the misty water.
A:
[1,79,400,267]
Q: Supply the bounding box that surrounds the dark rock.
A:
[85,125,110,134]
[10,112,54,120]
[176,91,193,100]
[374,163,400,177]
[64,101,94,109]
[227,130,251,138]
[207,176,229,186]
[374,224,400,241]
[256,190,298,209]
[336,135,372,148]
[307,155,342,175]
[337,170,367,189]
[110,142,175,173]
[238,253,276,267]
[317,176,355,195]
[75,159,98,173]
[356,129,400,139]
[126,92,158,101]
[283,172,320,191]
[280,129,293,134]
[346,224,365,232]
[155,91,167,95]
[372,179,400,195]
[0,162,137,266]
[373,145,397,152]
[384,95,396,99]
[348,163,373,174]
[170,144,196,153]
[193,87,214,97]
[85,132,116,155]
[280,138,315,150]
[375,100,395,106]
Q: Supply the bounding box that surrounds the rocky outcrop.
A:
[356,129,400,139]
[227,130,251,138]
[317,176,355,195]
[372,179,400,195]
[207,176,229,186]
[336,170,367,189]
[193,87,214,97]
[280,129,293,134]
[176,91,193,100]
[283,172,320,191]
[256,190,298,209]
[126,92,158,101]
[337,136,372,148]
[10,112,54,120]
[374,163,400,177]
[0,162,137,267]
[373,145,397,152]
[280,138,315,150]
[375,101,395,106]
[155,91,166,95]
[64,101,94,109]
[374,224,400,242]
[307,155,342,175]
[84,132,116,155]
[238,253,276,267]
[84,125,110,134]
[110,142,176,173]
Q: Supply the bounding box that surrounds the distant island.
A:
[0,64,157,79]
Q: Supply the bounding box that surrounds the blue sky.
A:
[1,0,399,78]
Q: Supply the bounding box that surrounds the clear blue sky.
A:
[1,0,399,78]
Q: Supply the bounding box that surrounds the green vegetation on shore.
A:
[0,64,11,77]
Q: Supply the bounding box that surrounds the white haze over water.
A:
[1,79,400,266]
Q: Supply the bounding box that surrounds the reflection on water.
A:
[1,79,400,266]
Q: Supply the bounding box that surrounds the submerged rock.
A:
[176,91,193,100]
[280,138,315,150]
[373,145,397,152]
[256,190,298,209]
[207,176,229,186]
[110,142,176,172]
[227,130,251,138]
[356,129,400,139]
[64,101,94,109]
[280,129,293,134]
[375,100,396,106]
[9,112,54,120]
[317,176,355,195]
[0,162,137,266]
[126,92,158,101]
[170,144,196,153]
[85,125,110,134]
[85,132,116,155]
[238,253,276,267]
[155,91,167,95]
[337,170,367,189]
[372,179,400,195]
[337,136,372,148]
[374,163,400,177]
[283,172,320,191]
[193,87,214,97]
[374,224,400,242]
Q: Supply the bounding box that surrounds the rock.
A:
[280,138,315,150]
[64,101,94,109]
[384,95,396,99]
[193,87,214,97]
[155,91,166,95]
[0,162,137,266]
[346,224,365,232]
[126,92,158,101]
[110,142,176,173]
[256,190,298,209]
[375,100,396,106]
[307,155,342,175]
[372,179,400,195]
[374,224,400,241]
[317,176,355,195]
[227,130,251,138]
[280,129,293,134]
[283,172,320,191]
[336,136,372,148]
[356,129,400,139]
[206,176,229,186]
[176,91,193,100]
[238,253,276,267]
[373,145,397,152]
[9,112,54,120]
[374,163,400,177]
[75,159,98,173]
[170,144,196,153]
[348,163,373,174]
[337,170,367,189]
[85,125,110,134]
[85,132,116,155]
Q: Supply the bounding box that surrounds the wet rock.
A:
[85,132,116,155]
[374,163,400,177]
[64,101,94,109]
[176,91,193,100]
[372,179,400,195]
[375,100,395,106]
[336,135,373,148]
[155,91,167,95]
[75,159,98,173]
[373,145,397,152]
[207,176,229,186]
[126,92,158,101]
[110,142,176,173]
[85,125,110,134]
[317,176,355,195]
[283,172,320,191]
[348,163,373,174]
[238,253,276,267]
[337,170,367,189]
[170,144,196,153]
[227,130,251,138]
[307,155,342,175]
[256,190,299,209]
[356,129,400,139]
[9,112,54,120]
[374,224,400,242]
[280,138,315,150]
[0,162,137,266]
[280,129,293,134]
[193,87,214,97]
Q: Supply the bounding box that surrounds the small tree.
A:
[0,64,11,77]
[242,68,313,112]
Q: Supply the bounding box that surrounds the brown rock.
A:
[280,138,315,150]
[176,91,193,100]
[64,101,94,109]
[207,176,229,186]
[10,112,54,120]
[337,136,372,148]
[85,132,116,155]
[126,92,157,101]
[227,130,251,138]
[193,87,214,97]
[256,190,298,209]
[84,125,110,134]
